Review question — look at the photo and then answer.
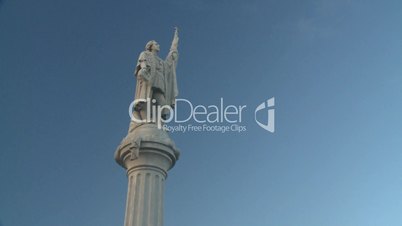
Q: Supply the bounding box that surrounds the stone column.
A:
[115,124,179,226]
[124,169,164,226]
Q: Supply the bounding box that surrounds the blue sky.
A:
[1,0,402,226]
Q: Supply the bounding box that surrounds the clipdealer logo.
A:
[254,97,275,133]
[128,97,275,133]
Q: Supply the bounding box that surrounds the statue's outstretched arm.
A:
[167,27,179,62]
[170,27,179,52]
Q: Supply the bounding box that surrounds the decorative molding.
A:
[129,138,141,160]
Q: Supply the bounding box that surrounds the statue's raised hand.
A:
[170,27,179,51]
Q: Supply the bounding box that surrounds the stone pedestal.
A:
[115,123,180,226]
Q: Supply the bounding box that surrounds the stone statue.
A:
[132,28,179,124]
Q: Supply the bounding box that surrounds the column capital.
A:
[115,123,180,176]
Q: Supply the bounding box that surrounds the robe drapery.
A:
[164,50,179,106]
[134,50,178,107]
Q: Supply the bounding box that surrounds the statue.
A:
[115,28,181,226]
[131,28,179,128]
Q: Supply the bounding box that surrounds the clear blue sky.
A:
[1,0,402,226]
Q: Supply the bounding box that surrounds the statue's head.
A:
[145,40,160,52]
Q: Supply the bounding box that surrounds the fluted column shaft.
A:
[124,168,165,226]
